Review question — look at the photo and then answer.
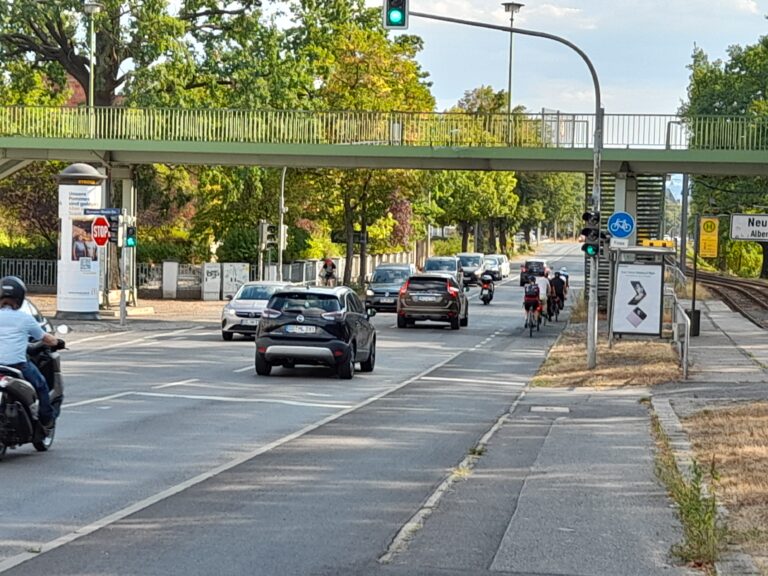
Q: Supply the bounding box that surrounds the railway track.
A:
[689,269,768,328]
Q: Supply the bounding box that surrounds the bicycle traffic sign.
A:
[607,211,635,239]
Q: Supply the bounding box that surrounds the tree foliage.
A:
[683,40,768,277]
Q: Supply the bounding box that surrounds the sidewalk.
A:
[30,294,224,332]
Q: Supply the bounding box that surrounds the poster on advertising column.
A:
[56,166,105,317]
[611,263,664,336]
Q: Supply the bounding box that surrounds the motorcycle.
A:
[479,274,495,305]
[0,328,68,459]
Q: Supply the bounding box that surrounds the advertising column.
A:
[56,164,107,320]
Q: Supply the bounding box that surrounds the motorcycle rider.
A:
[480,273,495,301]
[0,276,60,428]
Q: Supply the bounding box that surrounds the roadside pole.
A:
[119,246,127,327]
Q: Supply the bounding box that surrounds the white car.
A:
[486,254,510,278]
[221,281,292,341]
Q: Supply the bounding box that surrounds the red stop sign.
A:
[91,216,110,247]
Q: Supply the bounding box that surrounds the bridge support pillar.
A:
[614,165,637,246]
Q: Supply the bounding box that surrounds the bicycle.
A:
[320,274,337,287]
[551,296,560,322]
[524,305,541,337]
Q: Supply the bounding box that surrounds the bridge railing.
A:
[1,106,767,151]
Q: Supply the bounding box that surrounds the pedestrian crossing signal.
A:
[125,226,137,248]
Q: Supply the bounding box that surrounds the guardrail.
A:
[672,297,691,380]
[2,106,768,151]
[0,258,56,287]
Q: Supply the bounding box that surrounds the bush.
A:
[431,237,462,256]
[215,227,259,264]
[0,244,56,260]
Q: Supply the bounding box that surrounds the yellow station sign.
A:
[699,217,719,258]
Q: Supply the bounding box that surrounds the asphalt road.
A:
[1,244,586,575]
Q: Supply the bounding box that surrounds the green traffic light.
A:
[584,244,598,257]
[125,237,137,248]
[387,8,404,24]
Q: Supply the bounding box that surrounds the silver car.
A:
[221,281,292,341]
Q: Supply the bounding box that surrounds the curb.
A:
[651,397,762,576]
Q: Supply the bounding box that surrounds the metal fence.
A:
[2,106,768,151]
[0,259,57,288]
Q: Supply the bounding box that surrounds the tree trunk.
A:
[553,220,558,242]
[487,219,496,253]
[760,242,768,279]
[499,219,508,255]
[523,227,531,246]
[343,196,355,286]
[461,222,470,252]
[359,219,368,286]
[475,220,482,252]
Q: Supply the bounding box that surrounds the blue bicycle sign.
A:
[607,212,635,239]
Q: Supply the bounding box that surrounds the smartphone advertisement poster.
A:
[611,263,664,336]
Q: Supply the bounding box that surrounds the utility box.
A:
[202,263,222,301]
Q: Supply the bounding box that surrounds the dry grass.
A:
[684,403,768,574]
[533,328,681,388]
[677,280,714,301]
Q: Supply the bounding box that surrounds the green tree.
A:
[682,41,768,277]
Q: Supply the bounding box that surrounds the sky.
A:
[374,0,768,114]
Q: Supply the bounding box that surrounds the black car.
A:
[255,287,376,379]
[519,259,550,286]
[365,264,416,312]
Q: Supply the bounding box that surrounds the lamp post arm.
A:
[409,12,601,112]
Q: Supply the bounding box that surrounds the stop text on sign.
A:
[91,216,111,247]
[730,213,768,241]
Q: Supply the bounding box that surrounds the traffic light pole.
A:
[277,167,286,281]
[409,10,604,368]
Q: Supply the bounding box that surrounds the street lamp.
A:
[502,2,523,116]
[83,1,102,111]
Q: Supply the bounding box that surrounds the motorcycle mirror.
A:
[55,324,71,335]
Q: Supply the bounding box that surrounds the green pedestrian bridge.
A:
[1,106,767,177]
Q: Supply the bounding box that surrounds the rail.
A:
[672,297,691,380]
[2,106,768,151]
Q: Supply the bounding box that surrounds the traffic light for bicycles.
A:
[580,211,600,257]
[383,0,408,29]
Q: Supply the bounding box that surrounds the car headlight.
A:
[225,308,238,317]
[474,270,481,276]
[366,289,374,297]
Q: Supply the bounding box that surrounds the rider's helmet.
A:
[554,271,561,278]
[559,267,568,276]
[0,276,27,308]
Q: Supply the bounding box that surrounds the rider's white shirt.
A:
[535,277,550,300]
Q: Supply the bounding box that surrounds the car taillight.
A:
[399,280,410,296]
[447,282,459,298]
[261,308,282,319]
[321,311,345,321]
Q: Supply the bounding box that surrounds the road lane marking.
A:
[152,378,200,390]
[135,392,352,409]
[420,376,526,386]
[67,327,203,359]
[233,365,253,373]
[65,392,135,408]
[0,347,467,574]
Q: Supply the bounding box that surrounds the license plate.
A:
[286,325,316,334]
[417,295,439,302]
[380,297,395,303]
[242,319,258,326]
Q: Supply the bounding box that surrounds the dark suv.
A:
[397,273,469,330]
[255,287,376,379]
[519,259,550,286]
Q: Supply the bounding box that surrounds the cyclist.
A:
[550,271,567,311]
[523,275,542,328]
[535,271,554,321]
[559,267,570,293]
[320,258,337,287]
